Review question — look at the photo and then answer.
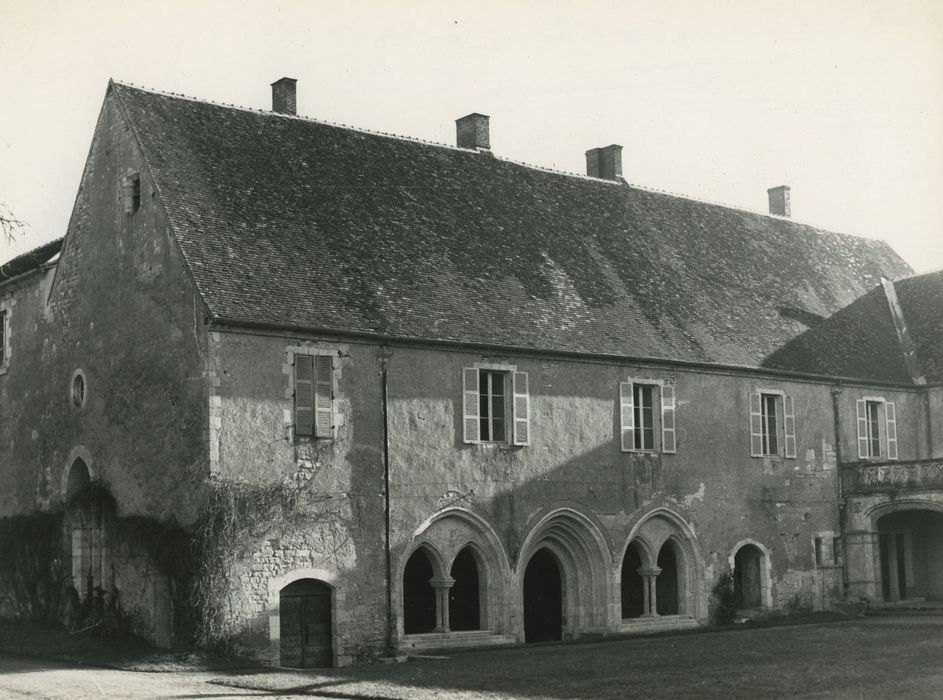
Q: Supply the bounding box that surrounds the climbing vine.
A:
[0,512,67,622]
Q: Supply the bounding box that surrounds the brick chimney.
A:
[271,77,297,115]
[767,185,791,217]
[586,145,622,180]
[456,113,490,150]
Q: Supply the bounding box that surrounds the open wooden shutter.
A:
[885,401,898,460]
[620,381,635,452]
[294,354,315,437]
[783,394,797,459]
[856,399,869,458]
[462,368,480,443]
[661,384,676,454]
[749,392,763,457]
[314,355,333,438]
[512,372,530,446]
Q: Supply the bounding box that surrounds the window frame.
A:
[462,364,530,446]
[856,396,898,460]
[750,389,797,459]
[619,376,677,454]
[291,351,335,441]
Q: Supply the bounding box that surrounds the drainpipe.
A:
[831,382,850,598]
[380,347,394,655]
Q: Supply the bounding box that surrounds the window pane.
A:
[642,426,654,450]
[491,373,504,397]
[492,418,506,442]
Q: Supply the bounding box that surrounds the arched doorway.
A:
[734,544,764,609]
[403,549,436,633]
[878,510,943,602]
[64,458,112,606]
[656,542,679,615]
[621,543,645,619]
[279,579,333,668]
[449,547,481,631]
[523,548,562,642]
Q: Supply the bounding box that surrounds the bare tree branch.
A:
[0,203,27,243]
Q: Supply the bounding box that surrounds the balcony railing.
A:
[842,458,943,495]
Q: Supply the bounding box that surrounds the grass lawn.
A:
[209,617,943,699]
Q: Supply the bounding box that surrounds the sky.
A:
[1,0,942,273]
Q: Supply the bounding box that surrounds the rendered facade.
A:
[0,78,940,666]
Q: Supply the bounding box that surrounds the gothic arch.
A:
[621,507,704,619]
[517,507,613,636]
[61,446,96,500]
[400,508,511,636]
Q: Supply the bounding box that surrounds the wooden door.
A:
[280,579,333,668]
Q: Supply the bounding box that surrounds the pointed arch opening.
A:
[517,507,612,639]
[656,540,680,615]
[620,542,646,619]
[403,548,437,634]
[449,547,481,631]
[523,547,563,642]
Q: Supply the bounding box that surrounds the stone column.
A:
[886,534,900,601]
[639,567,662,617]
[844,530,881,602]
[430,577,455,633]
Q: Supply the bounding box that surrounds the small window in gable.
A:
[856,397,897,460]
[619,378,676,454]
[293,353,334,440]
[462,366,529,445]
[749,390,796,459]
[123,173,141,215]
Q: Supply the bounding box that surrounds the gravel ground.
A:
[3,615,943,698]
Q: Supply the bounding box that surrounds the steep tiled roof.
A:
[111,82,913,370]
[895,270,943,383]
[765,270,943,384]
[0,238,63,282]
[762,285,912,383]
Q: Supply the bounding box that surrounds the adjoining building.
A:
[0,77,940,666]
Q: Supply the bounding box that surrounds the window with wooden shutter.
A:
[749,392,763,457]
[314,355,333,438]
[885,401,898,460]
[783,394,796,459]
[462,368,480,443]
[619,381,635,452]
[294,354,315,438]
[661,384,676,454]
[512,371,530,446]
[856,399,869,458]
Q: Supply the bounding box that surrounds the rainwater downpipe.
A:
[831,382,851,598]
[380,347,394,655]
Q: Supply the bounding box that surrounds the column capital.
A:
[429,577,455,590]
[638,567,662,578]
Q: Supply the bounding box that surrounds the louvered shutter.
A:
[122,176,133,213]
[512,372,530,446]
[294,355,315,437]
[661,384,676,454]
[462,368,480,443]
[314,355,333,438]
[783,394,797,459]
[856,399,869,459]
[619,381,635,452]
[885,401,898,460]
[749,392,763,456]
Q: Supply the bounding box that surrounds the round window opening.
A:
[71,371,86,409]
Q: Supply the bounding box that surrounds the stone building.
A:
[0,77,940,665]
